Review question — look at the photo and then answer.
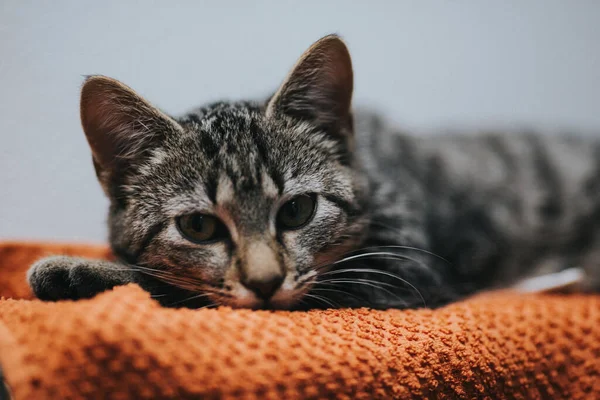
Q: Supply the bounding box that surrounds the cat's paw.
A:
[27,256,117,301]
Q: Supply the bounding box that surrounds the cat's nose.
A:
[243,273,284,300]
[241,240,285,300]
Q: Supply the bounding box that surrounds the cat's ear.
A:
[80,75,182,190]
[266,34,354,136]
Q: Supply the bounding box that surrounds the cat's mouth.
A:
[219,279,310,310]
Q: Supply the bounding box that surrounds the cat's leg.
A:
[27,256,135,301]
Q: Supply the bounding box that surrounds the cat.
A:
[27,34,600,310]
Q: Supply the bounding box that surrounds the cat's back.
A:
[354,110,600,282]
[355,110,599,215]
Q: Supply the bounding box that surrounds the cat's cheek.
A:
[146,227,232,282]
[279,231,314,272]
[276,200,348,275]
[284,201,343,249]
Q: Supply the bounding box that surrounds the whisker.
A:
[333,251,427,268]
[319,267,427,307]
[166,292,213,307]
[114,265,206,287]
[134,267,205,283]
[135,271,202,291]
[312,252,427,275]
[316,277,397,289]
[367,245,451,265]
[115,265,216,293]
[115,265,183,276]
[294,270,318,289]
[313,279,410,307]
[196,303,218,310]
[313,282,412,309]
[309,244,450,273]
[309,287,367,305]
[303,293,340,309]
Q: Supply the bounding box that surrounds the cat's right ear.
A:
[80,76,182,192]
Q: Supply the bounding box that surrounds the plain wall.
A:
[1,1,599,242]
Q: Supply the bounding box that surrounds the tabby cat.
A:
[28,35,600,310]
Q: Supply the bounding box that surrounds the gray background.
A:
[1,1,599,242]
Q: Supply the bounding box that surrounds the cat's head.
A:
[80,35,369,309]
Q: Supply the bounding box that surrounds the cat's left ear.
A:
[266,34,354,137]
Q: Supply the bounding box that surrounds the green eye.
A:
[176,213,228,244]
[277,194,317,230]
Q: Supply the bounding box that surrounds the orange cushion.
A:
[0,241,598,399]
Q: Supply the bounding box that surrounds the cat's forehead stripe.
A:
[261,170,280,199]
[216,174,235,205]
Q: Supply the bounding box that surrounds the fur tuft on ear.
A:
[266,34,354,137]
[80,75,182,192]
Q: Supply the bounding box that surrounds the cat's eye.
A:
[176,213,228,244]
[277,194,317,230]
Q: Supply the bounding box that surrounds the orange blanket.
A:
[0,242,598,399]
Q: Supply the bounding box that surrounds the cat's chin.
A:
[220,290,304,311]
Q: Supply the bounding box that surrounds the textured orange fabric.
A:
[0,242,598,399]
